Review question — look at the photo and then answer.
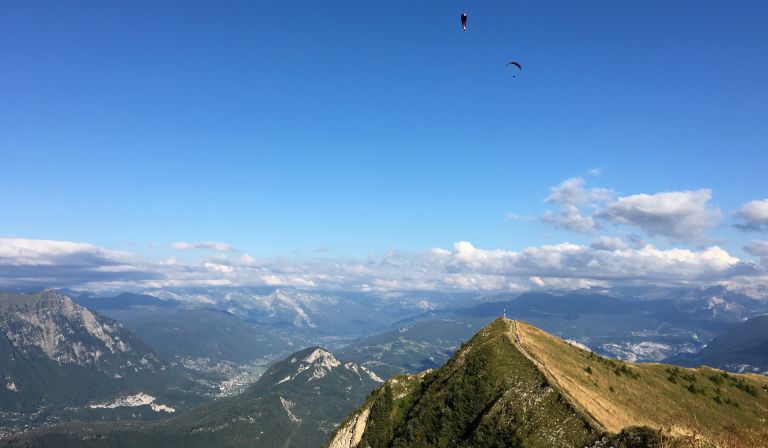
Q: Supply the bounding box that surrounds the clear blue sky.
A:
[2,0,767,258]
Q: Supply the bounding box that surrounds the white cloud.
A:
[596,189,720,243]
[590,236,627,251]
[239,254,257,265]
[540,177,613,233]
[0,237,761,293]
[171,241,232,252]
[0,238,158,289]
[735,199,768,231]
[546,177,612,206]
[432,240,744,284]
[0,238,115,265]
[542,205,598,233]
[203,262,234,274]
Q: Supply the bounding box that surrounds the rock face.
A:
[329,318,768,448]
[327,407,370,448]
[0,290,201,436]
[0,290,163,376]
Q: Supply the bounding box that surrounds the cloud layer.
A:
[0,238,160,289]
[2,177,765,294]
[170,241,233,252]
[0,237,762,293]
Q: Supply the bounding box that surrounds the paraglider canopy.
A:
[461,13,467,32]
[506,61,522,78]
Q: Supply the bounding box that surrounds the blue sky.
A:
[1,1,767,292]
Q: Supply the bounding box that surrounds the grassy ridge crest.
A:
[333,318,768,447]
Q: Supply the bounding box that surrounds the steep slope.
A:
[511,319,768,436]
[0,291,203,436]
[330,319,768,447]
[5,347,383,447]
[668,315,768,375]
[0,291,165,378]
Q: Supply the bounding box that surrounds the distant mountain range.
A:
[414,290,768,363]
[137,287,467,337]
[668,315,768,375]
[3,286,768,444]
[5,347,382,447]
[329,318,768,447]
[73,292,177,311]
[70,287,768,379]
[337,317,486,378]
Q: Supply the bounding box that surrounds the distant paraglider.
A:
[506,61,522,77]
[456,11,524,81]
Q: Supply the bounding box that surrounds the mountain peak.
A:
[0,290,163,373]
[331,317,768,447]
[301,347,339,366]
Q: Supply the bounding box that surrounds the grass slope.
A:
[331,318,768,448]
[333,319,600,448]
[514,319,768,437]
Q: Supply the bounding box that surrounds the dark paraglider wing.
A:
[506,61,522,70]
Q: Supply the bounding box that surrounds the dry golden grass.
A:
[505,319,768,442]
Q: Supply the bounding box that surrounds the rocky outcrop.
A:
[327,408,370,448]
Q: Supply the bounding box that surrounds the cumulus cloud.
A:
[541,177,612,233]
[171,241,233,252]
[595,189,720,243]
[546,177,612,206]
[538,177,726,245]
[0,237,761,293]
[434,240,746,284]
[0,238,159,290]
[735,199,768,232]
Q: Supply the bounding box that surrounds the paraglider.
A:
[506,61,522,77]
[461,13,467,32]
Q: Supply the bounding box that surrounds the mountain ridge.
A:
[329,318,768,447]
